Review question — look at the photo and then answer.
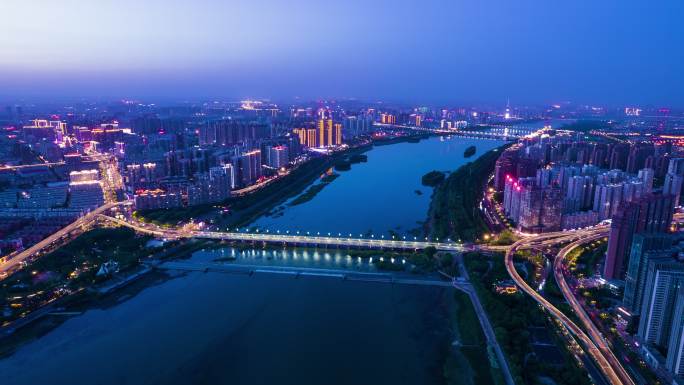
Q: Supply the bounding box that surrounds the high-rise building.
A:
[668,158,684,175]
[518,185,562,233]
[200,120,270,146]
[317,118,332,147]
[604,193,675,280]
[187,165,234,206]
[494,150,519,191]
[343,115,373,138]
[664,158,684,206]
[593,184,624,221]
[380,113,396,125]
[314,118,341,147]
[638,168,655,193]
[665,286,684,376]
[505,174,562,233]
[233,150,262,187]
[265,145,289,169]
[637,260,684,348]
[627,144,654,174]
[664,173,684,206]
[623,234,675,313]
[293,127,319,148]
[565,175,594,212]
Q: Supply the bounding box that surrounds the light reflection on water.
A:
[191,246,402,272]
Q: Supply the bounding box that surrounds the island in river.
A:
[464,145,476,158]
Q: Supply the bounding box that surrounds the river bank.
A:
[426,144,510,242]
[252,136,506,237]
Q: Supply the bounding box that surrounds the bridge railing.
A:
[192,231,464,251]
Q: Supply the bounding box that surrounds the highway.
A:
[0,201,125,278]
[554,235,635,385]
[505,229,629,385]
[0,161,66,170]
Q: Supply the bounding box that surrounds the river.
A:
[0,135,507,385]
[252,137,505,237]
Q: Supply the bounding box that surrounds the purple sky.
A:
[1,0,683,105]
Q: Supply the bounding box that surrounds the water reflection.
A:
[192,246,390,272]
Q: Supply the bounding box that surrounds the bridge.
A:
[192,230,466,251]
[98,215,467,251]
[373,122,545,140]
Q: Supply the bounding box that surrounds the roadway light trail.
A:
[554,236,635,385]
[505,230,630,385]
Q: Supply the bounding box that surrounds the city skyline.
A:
[4,2,684,385]
[1,0,683,105]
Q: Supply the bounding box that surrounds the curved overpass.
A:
[505,229,629,385]
[554,236,635,385]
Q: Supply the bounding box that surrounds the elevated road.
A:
[555,235,635,385]
[0,201,126,278]
[505,229,631,385]
[0,162,66,170]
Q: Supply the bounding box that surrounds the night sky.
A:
[1,0,682,105]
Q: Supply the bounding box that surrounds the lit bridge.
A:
[374,123,539,140]
[192,230,466,251]
[98,215,468,252]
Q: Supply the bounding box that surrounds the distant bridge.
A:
[373,123,539,139]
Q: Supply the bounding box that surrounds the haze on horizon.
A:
[0,0,682,106]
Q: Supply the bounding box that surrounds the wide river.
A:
[1,135,507,385]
